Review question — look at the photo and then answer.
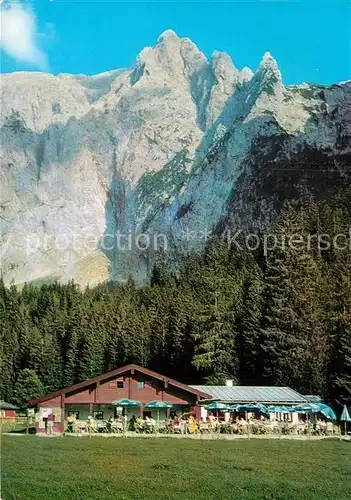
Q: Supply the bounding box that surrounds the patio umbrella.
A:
[229,404,241,412]
[291,403,320,437]
[340,405,351,421]
[111,400,140,431]
[281,406,295,412]
[111,399,141,407]
[317,404,337,421]
[267,406,293,414]
[292,403,320,413]
[144,400,173,410]
[237,403,268,413]
[266,405,284,413]
[340,405,351,436]
[205,402,232,411]
[144,401,173,429]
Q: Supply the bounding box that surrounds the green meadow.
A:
[1,436,350,500]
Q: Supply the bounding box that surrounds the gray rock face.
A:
[1,31,350,286]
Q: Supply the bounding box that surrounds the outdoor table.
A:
[78,423,87,433]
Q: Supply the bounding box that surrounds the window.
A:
[93,410,104,420]
[117,381,124,388]
[137,382,145,389]
[68,411,79,419]
[109,382,117,389]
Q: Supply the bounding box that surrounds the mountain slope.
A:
[1,31,350,286]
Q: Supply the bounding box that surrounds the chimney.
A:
[226,380,233,387]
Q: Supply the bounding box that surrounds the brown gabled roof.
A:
[29,364,211,405]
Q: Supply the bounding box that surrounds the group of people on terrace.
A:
[65,411,337,436]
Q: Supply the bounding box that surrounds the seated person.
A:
[129,415,137,431]
[142,416,151,430]
[67,414,76,432]
[87,414,95,429]
[208,413,215,424]
[188,415,198,434]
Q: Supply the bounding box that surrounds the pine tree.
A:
[191,242,240,384]
[13,368,44,407]
[260,214,308,389]
[237,257,264,384]
[0,282,21,402]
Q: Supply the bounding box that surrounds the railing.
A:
[0,416,31,434]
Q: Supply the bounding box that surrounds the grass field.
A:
[1,436,350,500]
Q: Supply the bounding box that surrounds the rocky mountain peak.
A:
[157,29,180,43]
[240,66,254,82]
[242,51,283,103]
[1,32,349,287]
[257,51,282,84]
[211,51,239,83]
[131,30,207,84]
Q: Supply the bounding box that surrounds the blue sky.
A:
[1,1,350,84]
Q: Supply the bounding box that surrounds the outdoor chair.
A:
[230,423,239,434]
[97,422,109,433]
[319,423,327,435]
[281,424,290,435]
[223,423,235,434]
[297,424,306,435]
[111,422,124,433]
[250,423,259,434]
[209,423,220,433]
[66,421,75,433]
[313,424,321,436]
[172,424,182,434]
[326,423,334,436]
[199,423,210,434]
[140,422,154,433]
[220,423,231,434]
[156,422,167,433]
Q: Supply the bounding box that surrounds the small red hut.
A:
[0,401,18,420]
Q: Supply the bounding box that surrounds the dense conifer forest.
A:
[1,191,350,408]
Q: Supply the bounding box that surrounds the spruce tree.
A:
[13,368,44,407]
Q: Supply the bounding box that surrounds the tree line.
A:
[1,191,350,408]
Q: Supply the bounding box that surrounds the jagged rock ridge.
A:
[1,30,350,285]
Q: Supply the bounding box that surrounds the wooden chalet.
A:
[29,364,211,433]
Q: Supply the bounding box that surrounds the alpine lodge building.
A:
[29,364,308,433]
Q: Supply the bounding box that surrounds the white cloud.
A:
[0,1,48,69]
